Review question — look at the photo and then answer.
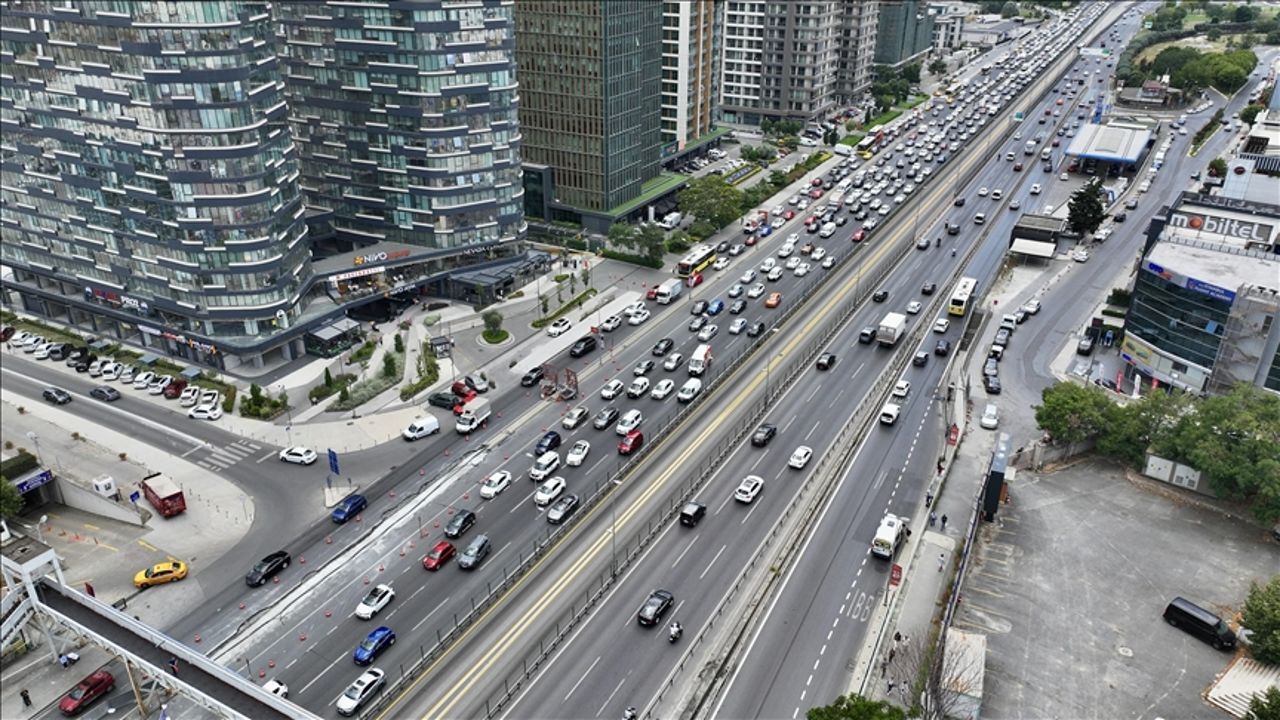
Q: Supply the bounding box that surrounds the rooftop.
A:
[1146,239,1280,295]
[1065,122,1151,163]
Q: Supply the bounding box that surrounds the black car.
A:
[679,502,707,527]
[637,589,675,626]
[691,300,708,316]
[913,351,930,367]
[569,336,597,358]
[984,374,1002,394]
[921,283,937,295]
[746,322,765,337]
[651,338,674,356]
[729,299,747,315]
[934,340,952,356]
[428,392,458,409]
[1077,336,1094,355]
[688,315,707,332]
[89,386,120,402]
[946,222,960,235]
[715,241,730,254]
[872,290,889,303]
[245,550,291,587]
[444,509,476,539]
[535,431,562,455]
[953,197,966,207]
[520,366,546,387]
[593,406,620,430]
[752,423,777,447]
[1113,212,1127,223]
[74,354,97,372]
[42,387,72,404]
[816,353,836,371]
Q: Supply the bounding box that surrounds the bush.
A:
[600,249,663,269]
[238,382,288,420]
[331,350,405,411]
[350,340,376,364]
[221,386,237,414]
[393,333,404,354]
[398,347,440,401]
[309,373,356,403]
[553,273,570,283]
[0,451,39,480]
[482,329,510,344]
[531,288,600,328]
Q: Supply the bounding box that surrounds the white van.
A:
[687,344,713,377]
[529,450,561,481]
[403,414,440,441]
[819,222,837,238]
[677,378,703,403]
[615,409,643,436]
[871,513,907,559]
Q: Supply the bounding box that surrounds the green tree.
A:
[677,175,744,230]
[1001,1,1019,18]
[1246,686,1280,720]
[928,59,948,76]
[323,367,333,387]
[482,309,503,335]
[1034,382,1114,446]
[900,63,921,85]
[1096,390,1188,466]
[1204,3,1224,20]
[636,223,668,265]
[1207,27,1223,41]
[338,385,350,403]
[807,694,905,720]
[1208,157,1228,177]
[1066,180,1106,237]
[823,128,839,146]
[1243,577,1280,666]
[607,222,637,250]
[579,264,592,289]
[393,333,404,353]
[0,479,24,518]
[1234,4,1257,23]
[381,352,396,379]
[1150,46,1200,77]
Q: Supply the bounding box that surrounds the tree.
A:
[823,128,840,146]
[0,480,24,518]
[579,264,591,289]
[900,63,921,85]
[1150,46,1200,77]
[393,333,404,353]
[1243,577,1280,666]
[1096,390,1188,466]
[607,222,637,250]
[1034,382,1114,447]
[381,352,396,379]
[1234,4,1257,23]
[323,367,333,387]
[807,694,904,720]
[1208,157,1228,177]
[928,59,948,77]
[482,310,503,335]
[635,223,668,265]
[677,175,744,230]
[876,632,984,720]
[338,385,350,403]
[1001,1,1019,18]
[1207,27,1223,41]
[1066,180,1106,237]
[1246,686,1280,720]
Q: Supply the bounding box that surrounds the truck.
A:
[741,210,768,234]
[1024,140,1037,156]
[141,472,186,518]
[876,312,907,347]
[687,344,713,377]
[655,278,684,305]
[871,513,907,559]
[455,397,491,434]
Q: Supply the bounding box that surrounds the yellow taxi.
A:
[133,560,188,589]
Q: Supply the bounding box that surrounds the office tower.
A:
[875,0,935,68]
[836,1,881,105]
[662,1,722,151]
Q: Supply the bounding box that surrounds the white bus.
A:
[687,344,713,377]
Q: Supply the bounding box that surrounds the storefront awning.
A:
[138,353,159,366]
[1010,238,1057,258]
[180,366,202,380]
[307,317,361,342]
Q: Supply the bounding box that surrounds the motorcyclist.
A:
[669,621,683,640]
[936,236,941,248]
[951,247,957,257]
[624,707,638,720]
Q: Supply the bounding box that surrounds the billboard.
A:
[1142,260,1237,303]
[1168,210,1275,244]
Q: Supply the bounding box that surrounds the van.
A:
[1163,597,1236,650]
[871,513,907,559]
[819,222,837,238]
[615,409,643,436]
[1040,148,1052,161]
[529,450,561,481]
[687,344,712,377]
[677,378,703,403]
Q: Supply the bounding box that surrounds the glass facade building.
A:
[874,0,935,68]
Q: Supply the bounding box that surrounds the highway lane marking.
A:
[780,415,797,434]
[417,70,996,720]
[493,542,511,564]
[412,597,449,633]
[180,445,203,458]
[699,545,726,581]
[137,540,158,552]
[509,489,537,513]
[595,676,628,719]
[739,501,761,525]
[819,643,826,656]
[670,536,697,569]
[748,451,767,474]
[804,420,821,442]
[563,655,601,703]
[286,657,299,669]
[298,652,345,695]
[873,470,888,490]
[805,383,821,403]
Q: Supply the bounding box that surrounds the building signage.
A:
[330,266,385,284]
[353,249,411,266]
[1168,211,1274,244]
[15,469,53,494]
[1143,261,1237,304]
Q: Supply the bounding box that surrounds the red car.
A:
[808,188,824,199]
[423,541,455,571]
[783,209,795,220]
[687,272,704,288]
[851,229,866,242]
[59,669,114,715]
[744,235,757,246]
[811,177,823,187]
[1013,162,1023,172]
[162,379,188,399]
[452,389,477,415]
[646,287,658,300]
[618,430,644,455]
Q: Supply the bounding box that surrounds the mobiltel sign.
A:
[1168,210,1275,245]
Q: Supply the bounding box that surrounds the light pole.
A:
[25,431,42,466]
[277,384,294,446]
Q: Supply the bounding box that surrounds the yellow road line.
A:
[411,135,988,720]
[138,540,159,552]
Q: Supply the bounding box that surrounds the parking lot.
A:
[955,458,1277,719]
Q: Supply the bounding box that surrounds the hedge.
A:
[531,288,601,328]
[330,350,405,411]
[309,373,357,403]
[0,451,38,480]
[398,347,440,401]
[600,248,663,269]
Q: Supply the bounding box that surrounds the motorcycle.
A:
[668,623,683,643]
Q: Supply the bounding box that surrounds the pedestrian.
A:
[20,689,31,707]
[925,492,933,507]
[893,631,901,644]
[58,654,69,668]
[167,656,179,676]
[941,514,949,530]
[936,459,943,474]
[886,677,896,693]
[937,553,946,572]
[929,512,937,528]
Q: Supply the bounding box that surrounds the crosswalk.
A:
[194,439,265,471]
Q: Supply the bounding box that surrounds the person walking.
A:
[20,689,31,707]
[929,512,937,528]
[941,514,949,530]
[167,657,179,676]
[937,552,946,572]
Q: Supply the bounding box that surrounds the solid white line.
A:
[180,445,203,458]
[256,451,274,463]
[563,655,601,703]
[700,544,726,580]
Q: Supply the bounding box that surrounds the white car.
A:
[759,258,777,273]
[822,256,836,269]
[766,266,784,282]
[794,262,811,277]
[784,256,801,270]
[1029,183,1042,195]
[662,353,684,371]
[788,446,813,469]
[32,342,53,360]
[1072,249,1090,263]
[650,379,675,400]
[811,247,826,262]
[933,318,950,334]
[991,189,1003,200]
[199,389,220,407]
[892,379,911,398]
[627,376,651,399]
[263,679,288,698]
[600,379,624,400]
[628,308,651,325]
[697,324,719,342]
[785,232,800,244]
[566,440,591,467]
[713,257,730,271]
[101,362,122,381]
[562,405,590,430]
[880,403,901,425]
[546,317,573,337]
[777,243,795,259]
[734,475,764,503]
[147,375,173,395]
[479,470,512,499]
[354,584,394,620]
[279,447,318,465]
[601,314,623,332]
[729,318,748,335]
[188,403,223,421]
[622,300,646,317]
[906,301,922,314]
[336,669,385,717]
[740,269,758,284]
[747,283,767,299]
[980,403,1000,430]
[534,476,566,506]
[133,371,157,390]
[615,409,643,436]
[977,187,988,197]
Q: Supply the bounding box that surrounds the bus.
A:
[676,244,717,278]
[856,135,878,159]
[948,277,978,317]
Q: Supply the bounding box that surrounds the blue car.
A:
[535,430,562,456]
[705,299,725,316]
[331,494,368,524]
[353,626,395,665]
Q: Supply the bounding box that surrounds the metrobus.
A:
[856,135,878,159]
[948,277,978,317]
[676,244,717,278]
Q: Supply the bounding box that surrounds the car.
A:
[336,668,385,716]
[615,408,643,436]
[58,670,115,716]
[535,430,562,455]
[546,317,573,337]
[680,501,707,527]
[355,584,395,620]
[637,589,675,626]
[851,229,866,242]
[565,439,592,466]
[458,534,491,570]
[921,282,938,296]
[984,374,1002,394]
[263,678,289,698]
[43,387,72,405]
[915,236,931,250]
[1030,183,1042,195]
[331,494,368,523]
[546,493,581,525]
[1021,298,1041,315]
[953,197,966,206]
[279,446,318,465]
[1072,249,1090,263]
[118,365,137,383]
[913,350,930,367]
[627,376,651,399]
[816,353,836,370]
[1077,336,1095,355]
[463,375,489,393]
[697,324,719,341]
[793,262,811,277]
[353,626,396,665]
[728,298,748,315]
[879,403,900,425]
[977,187,988,197]
[618,425,647,453]
[892,379,911,398]
[734,475,764,503]
[651,338,674,356]
[747,283,766,299]
[934,339,952,356]
[788,446,813,469]
[691,300,709,316]
[600,314,623,332]
[727,318,748,335]
[445,508,476,539]
[729,243,745,256]
[746,321,765,337]
[628,308,651,325]
[520,367,545,387]
[727,283,745,299]
[662,352,684,371]
[476,470,513,501]
[134,560,188,589]
[990,189,1003,201]
[245,550,291,586]
[739,269,758,284]
[906,301,922,314]
[712,257,730,271]
[706,299,725,316]
[784,256,801,270]
[569,335,597,357]
[600,379,624,400]
[89,385,120,402]
[593,406,620,430]
[766,266,784,282]
[993,328,1011,347]
[752,423,777,447]
[422,540,456,571]
[534,477,566,506]
[872,290,888,303]
[188,403,223,420]
[688,317,706,335]
[764,293,782,309]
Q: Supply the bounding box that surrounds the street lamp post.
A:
[25,431,42,467]
[277,384,294,446]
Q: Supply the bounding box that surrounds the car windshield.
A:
[344,685,362,700]
[69,686,87,700]
[144,567,158,578]
[359,638,377,652]
[643,598,662,616]
[363,589,382,604]
[252,561,269,573]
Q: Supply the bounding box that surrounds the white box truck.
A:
[655,278,684,305]
[687,344,713,376]
[455,397,491,434]
[876,312,907,347]
[871,513,907,559]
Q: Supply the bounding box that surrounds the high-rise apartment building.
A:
[0,1,310,370]
[720,1,844,125]
[661,0,721,152]
[875,0,935,68]
[517,1,663,229]
[835,1,880,106]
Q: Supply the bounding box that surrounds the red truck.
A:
[141,473,186,518]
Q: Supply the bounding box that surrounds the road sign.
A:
[328,449,340,475]
[890,564,903,587]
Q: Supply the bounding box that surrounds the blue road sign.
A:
[328,449,340,475]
